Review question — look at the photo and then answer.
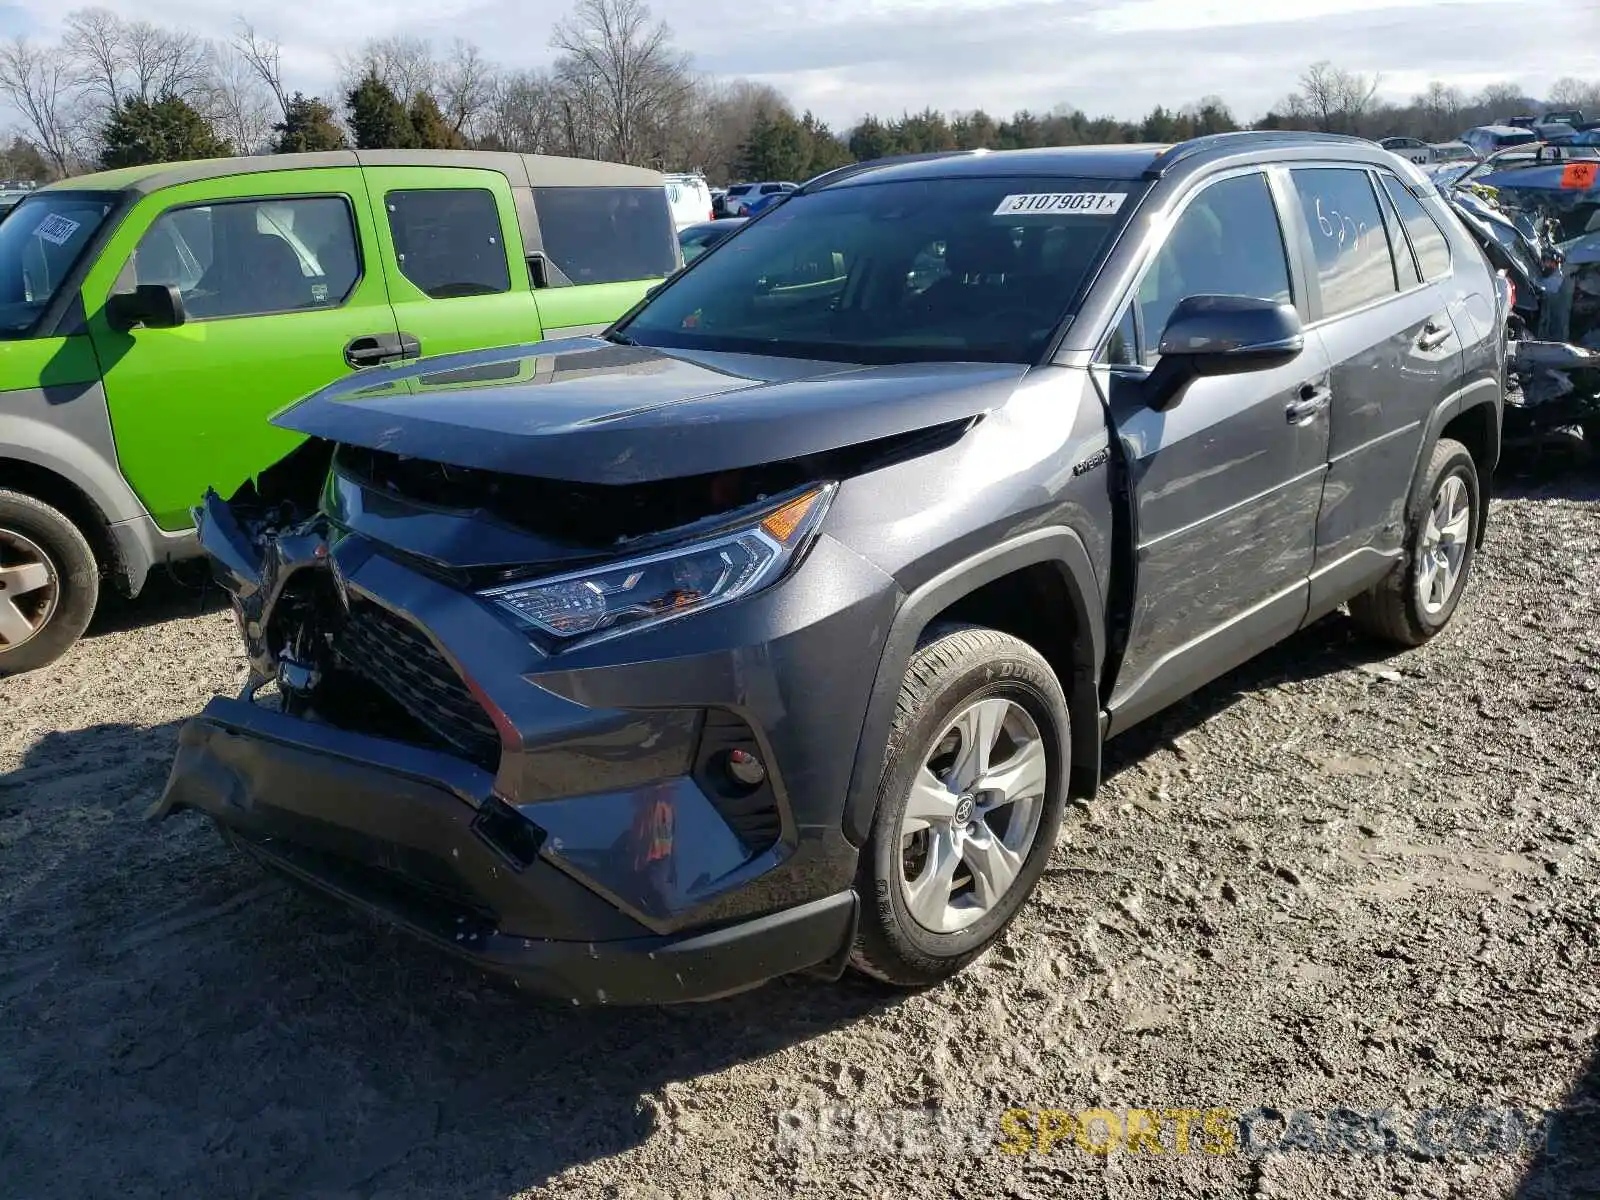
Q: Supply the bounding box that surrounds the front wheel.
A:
[850,626,1070,988]
[1349,437,1479,646]
[0,489,99,677]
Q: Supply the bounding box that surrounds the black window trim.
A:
[383,186,513,301]
[1374,167,1454,288]
[117,190,368,325]
[1094,165,1299,371]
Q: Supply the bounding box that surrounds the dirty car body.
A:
[155,133,1506,1004]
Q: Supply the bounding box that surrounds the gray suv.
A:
[156,132,1506,1003]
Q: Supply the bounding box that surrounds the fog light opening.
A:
[721,748,767,792]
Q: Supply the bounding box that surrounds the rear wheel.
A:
[850,626,1069,988]
[0,490,99,677]
[1348,438,1479,646]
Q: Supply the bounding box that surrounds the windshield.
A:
[620,175,1141,364]
[0,192,117,335]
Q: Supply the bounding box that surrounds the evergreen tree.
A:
[274,94,346,154]
[101,94,230,169]
[346,72,415,149]
[409,91,463,149]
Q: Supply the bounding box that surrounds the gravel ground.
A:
[1,456,1597,1200]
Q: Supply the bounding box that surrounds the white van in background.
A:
[663,172,714,229]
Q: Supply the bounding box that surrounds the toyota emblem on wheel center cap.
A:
[952,794,975,826]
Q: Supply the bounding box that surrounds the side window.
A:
[132,196,360,320]
[385,189,510,299]
[1136,171,1291,365]
[1380,174,1452,281]
[1289,167,1398,317]
[1100,301,1138,366]
[532,186,678,286]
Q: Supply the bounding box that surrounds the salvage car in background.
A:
[156,132,1504,1005]
[0,150,682,675]
[1380,136,1435,164]
[1441,146,1600,444]
[663,172,715,229]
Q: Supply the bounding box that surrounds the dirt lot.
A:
[2,457,1597,1200]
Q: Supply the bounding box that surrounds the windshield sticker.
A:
[993,192,1126,216]
[33,213,82,245]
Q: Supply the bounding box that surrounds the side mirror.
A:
[106,283,186,332]
[1145,294,1304,411]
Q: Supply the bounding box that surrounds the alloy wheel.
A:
[0,528,60,651]
[1416,473,1471,617]
[898,697,1048,934]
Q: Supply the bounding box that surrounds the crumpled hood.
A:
[271,337,1025,484]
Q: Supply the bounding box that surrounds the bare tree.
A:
[124,20,211,102]
[233,19,289,121]
[63,8,125,107]
[1290,61,1382,134]
[204,43,275,153]
[550,0,692,165]
[1414,80,1465,140]
[483,68,560,152]
[1547,76,1600,113]
[0,38,82,175]
[339,35,437,106]
[1476,81,1531,119]
[438,39,495,137]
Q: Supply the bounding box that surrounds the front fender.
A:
[840,525,1106,846]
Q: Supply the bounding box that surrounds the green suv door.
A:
[83,168,399,531]
[363,166,541,359]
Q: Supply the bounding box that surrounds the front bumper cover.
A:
[153,699,858,1005]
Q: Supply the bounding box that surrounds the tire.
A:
[850,625,1070,988]
[1348,437,1479,647]
[0,489,99,677]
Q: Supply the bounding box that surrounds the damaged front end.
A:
[155,340,1019,1002]
[1443,156,1600,442]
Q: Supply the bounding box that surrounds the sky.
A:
[0,0,1597,129]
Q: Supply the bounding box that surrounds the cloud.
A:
[3,0,1597,127]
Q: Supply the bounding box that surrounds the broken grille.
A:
[334,599,501,771]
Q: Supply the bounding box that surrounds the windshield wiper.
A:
[603,330,637,346]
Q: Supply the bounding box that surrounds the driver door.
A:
[84,168,399,531]
[1098,169,1332,733]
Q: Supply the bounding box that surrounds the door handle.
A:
[344,332,421,369]
[1416,320,1453,352]
[1286,381,1331,424]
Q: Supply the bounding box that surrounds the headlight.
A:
[478,484,835,646]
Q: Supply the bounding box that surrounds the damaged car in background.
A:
[152,132,1505,1005]
[1440,145,1600,445]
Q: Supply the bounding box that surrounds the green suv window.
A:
[0,192,116,334]
[133,196,361,319]
[384,188,510,298]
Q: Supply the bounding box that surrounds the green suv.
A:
[0,150,680,674]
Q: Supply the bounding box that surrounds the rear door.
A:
[526,183,678,338]
[361,166,540,360]
[1100,168,1333,733]
[1280,165,1464,622]
[86,168,398,531]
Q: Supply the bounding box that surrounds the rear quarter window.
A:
[1380,174,1452,281]
[533,186,677,285]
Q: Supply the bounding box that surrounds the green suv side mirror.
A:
[106,283,186,332]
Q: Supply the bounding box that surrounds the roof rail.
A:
[798,149,979,194]
[1143,129,1371,178]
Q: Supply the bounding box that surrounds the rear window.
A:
[621,175,1141,364]
[532,186,677,285]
